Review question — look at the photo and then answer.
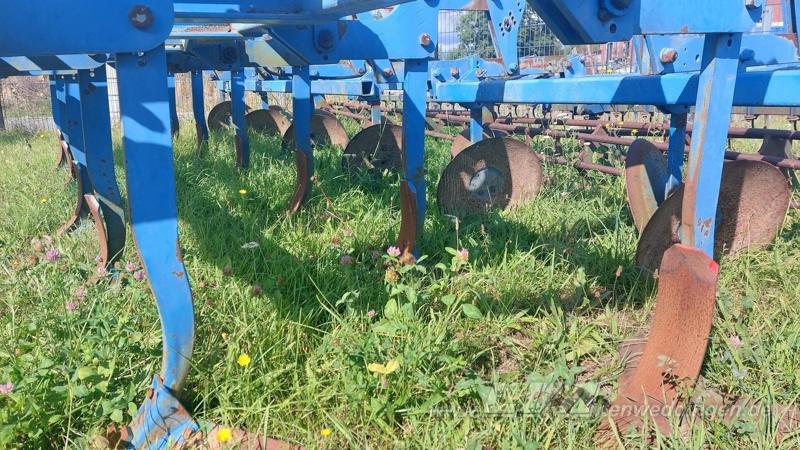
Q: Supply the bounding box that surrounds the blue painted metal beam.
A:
[0,2,174,57]
[681,33,743,256]
[431,67,800,106]
[248,78,375,96]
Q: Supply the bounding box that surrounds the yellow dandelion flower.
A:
[320,428,332,437]
[238,189,247,195]
[40,198,47,204]
[216,427,233,443]
[237,353,251,367]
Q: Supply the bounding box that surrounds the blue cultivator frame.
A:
[3,0,800,447]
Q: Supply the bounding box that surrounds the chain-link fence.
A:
[0,76,54,131]
[436,5,635,74]
[0,70,265,133]
[437,6,567,63]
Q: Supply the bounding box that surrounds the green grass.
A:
[1,123,799,449]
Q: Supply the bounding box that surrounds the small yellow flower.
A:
[320,427,332,437]
[367,359,400,375]
[237,353,251,367]
[221,332,229,340]
[238,189,247,195]
[39,198,47,204]
[216,427,233,443]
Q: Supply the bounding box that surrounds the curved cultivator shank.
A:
[596,244,719,441]
[437,137,543,216]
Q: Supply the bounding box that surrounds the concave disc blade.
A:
[437,137,543,216]
[245,108,291,137]
[450,125,509,158]
[281,109,350,152]
[636,160,790,274]
[341,123,403,174]
[625,139,671,232]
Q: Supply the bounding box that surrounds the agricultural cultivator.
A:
[2,0,800,447]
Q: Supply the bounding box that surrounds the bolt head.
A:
[128,5,154,30]
[317,29,335,50]
[659,47,678,64]
[419,33,432,47]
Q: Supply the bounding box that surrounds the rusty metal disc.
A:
[625,139,671,232]
[450,126,509,158]
[245,108,291,137]
[208,101,252,131]
[437,137,543,216]
[635,160,790,274]
[281,109,350,152]
[341,123,402,174]
[207,101,233,131]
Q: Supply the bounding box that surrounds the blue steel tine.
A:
[682,33,744,257]
[57,75,93,234]
[55,77,74,173]
[231,68,250,168]
[289,65,313,212]
[50,76,65,168]
[49,77,61,133]
[190,70,209,151]
[397,59,428,262]
[116,44,195,397]
[168,72,180,136]
[469,106,484,144]
[78,66,126,266]
[665,112,688,199]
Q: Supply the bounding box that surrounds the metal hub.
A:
[466,166,504,202]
